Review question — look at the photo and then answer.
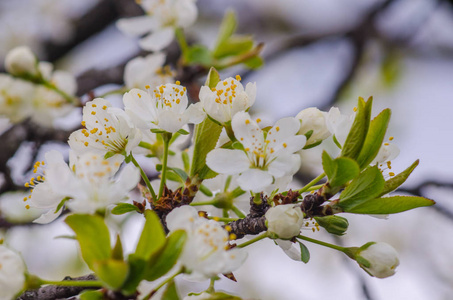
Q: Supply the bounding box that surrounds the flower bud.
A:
[314,215,349,236]
[5,46,38,76]
[296,107,331,146]
[355,242,399,278]
[265,204,304,239]
[0,245,26,299]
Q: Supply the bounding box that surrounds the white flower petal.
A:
[139,28,175,51]
[237,169,273,193]
[116,16,158,36]
[206,149,249,175]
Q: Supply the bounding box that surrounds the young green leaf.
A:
[92,259,129,290]
[322,151,360,188]
[121,254,147,295]
[111,203,140,215]
[298,241,310,263]
[214,10,237,50]
[190,117,222,178]
[322,151,335,180]
[378,160,419,197]
[243,55,264,69]
[135,210,166,260]
[213,37,254,59]
[80,290,104,300]
[170,167,188,182]
[356,109,391,169]
[345,195,435,214]
[144,230,187,281]
[339,166,385,211]
[65,214,111,270]
[187,45,212,66]
[341,97,372,159]
[162,280,180,300]
[205,67,221,89]
[112,234,124,261]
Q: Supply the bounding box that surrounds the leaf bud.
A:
[314,215,349,236]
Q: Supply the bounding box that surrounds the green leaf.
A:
[356,109,391,169]
[339,166,385,211]
[187,45,212,66]
[170,167,188,182]
[121,254,147,295]
[162,280,180,300]
[190,117,223,178]
[177,128,189,135]
[135,210,166,260]
[213,37,254,59]
[341,97,372,159]
[80,290,104,300]
[215,10,237,48]
[112,234,124,260]
[243,55,264,69]
[151,128,165,134]
[205,67,221,89]
[93,259,129,290]
[144,230,187,281]
[322,151,360,188]
[65,214,111,270]
[298,242,310,263]
[347,195,435,214]
[379,160,419,197]
[111,203,140,215]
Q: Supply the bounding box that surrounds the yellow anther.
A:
[91,111,96,115]
[90,128,98,134]
[245,119,250,124]
[145,85,150,89]
[256,118,261,123]
[225,225,232,232]
[81,121,86,127]
[23,197,28,202]
[245,147,250,151]
[102,105,107,110]
[137,93,142,98]
[283,143,287,148]
[24,182,29,188]
[92,104,97,108]
[213,217,220,221]
[275,126,280,132]
[25,205,30,210]
[229,233,237,240]
[353,107,357,112]
[175,81,181,85]
[236,75,241,81]
[384,143,389,146]
[389,172,395,176]
[389,136,394,141]
[176,98,180,104]
[84,142,89,147]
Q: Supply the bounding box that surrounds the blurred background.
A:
[1,0,453,299]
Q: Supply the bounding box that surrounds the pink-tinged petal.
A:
[206,149,249,175]
[116,16,158,36]
[237,169,273,193]
[268,154,301,177]
[139,28,175,51]
[231,111,264,150]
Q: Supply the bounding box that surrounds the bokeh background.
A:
[1,0,453,299]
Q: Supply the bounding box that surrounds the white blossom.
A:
[26,150,140,223]
[199,76,256,125]
[295,107,331,146]
[4,46,38,76]
[124,53,174,90]
[123,84,205,133]
[0,74,34,123]
[265,204,304,239]
[325,107,355,146]
[0,245,26,300]
[356,242,399,278]
[166,206,247,281]
[206,112,306,193]
[69,98,142,158]
[116,0,198,51]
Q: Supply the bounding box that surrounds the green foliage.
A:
[205,67,221,89]
[135,210,166,260]
[144,230,187,281]
[379,160,419,197]
[92,259,129,290]
[345,195,435,214]
[298,241,310,263]
[322,151,360,188]
[80,290,104,300]
[162,280,180,300]
[356,109,391,169]
[190,116,222,179]
[121,255,147,295]
[339,166,385,211]
[341,97,372,159]
[65,214,111,270]
[111,203,140,215]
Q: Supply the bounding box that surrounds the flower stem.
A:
[297,235,347,253]
[40,79,80,106]
[190,201,216,206]
[41,280,103,288]
[175,28,189,64]
[298,173,325,194]
[231,205,246,218]
[143,270,182,300]
[237,232,269,248]
[159,133,172,199]
[130,154,157,202]
[206,278,216,293]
